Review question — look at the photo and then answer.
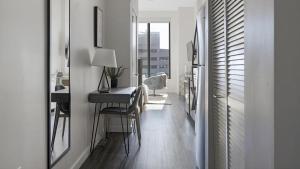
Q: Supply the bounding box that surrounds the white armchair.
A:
[143,72,167,96]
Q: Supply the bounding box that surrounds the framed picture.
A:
[94,6,103,48]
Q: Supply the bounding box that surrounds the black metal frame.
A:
[47,0,71,168]
[193,24,200,66]
[94,6,103,48]
[90,103,131,156]
[147,23,151,78]
[120,104,130,156]
[97,66,110,91]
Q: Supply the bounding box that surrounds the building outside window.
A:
[138,22,170,78]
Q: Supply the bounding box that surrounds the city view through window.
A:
[138,22,170,78]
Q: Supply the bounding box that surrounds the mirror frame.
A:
[47,0,71,168]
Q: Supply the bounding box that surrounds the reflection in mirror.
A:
[48,0,70,167]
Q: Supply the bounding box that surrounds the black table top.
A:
[88,87,136,104]
[51,89,70,103]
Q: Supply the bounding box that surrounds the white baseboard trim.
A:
[70,134,103,169]
[70,146,90,169]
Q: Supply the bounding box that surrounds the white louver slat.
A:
[226,0,245,168]
[210,0,227,169]
[210,0,245,168]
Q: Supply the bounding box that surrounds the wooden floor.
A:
[80,93,196,169]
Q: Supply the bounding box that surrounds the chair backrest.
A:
[129,86,142,111]
[54,85,69,114]
[55,85,65,91]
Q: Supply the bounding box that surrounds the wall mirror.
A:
[47,0,70,167]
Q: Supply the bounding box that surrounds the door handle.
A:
[213,95,224,99]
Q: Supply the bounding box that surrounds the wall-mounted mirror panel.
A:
[47,0,70,167]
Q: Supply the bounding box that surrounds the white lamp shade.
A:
[91,48,117,68]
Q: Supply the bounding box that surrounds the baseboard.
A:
[70,134,103,169]
[70,146,89,169]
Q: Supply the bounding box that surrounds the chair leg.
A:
[51,106,60,152]
[62,117,66,138]
[120,114,129,156]
[126,116,130,154]
[135,111,142,146]
[132,119,136,135]
[105,117,108,138]
[105,116,111,139]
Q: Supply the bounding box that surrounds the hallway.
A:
[80,93,196,169]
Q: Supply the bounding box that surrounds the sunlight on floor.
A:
[146,93,171,110]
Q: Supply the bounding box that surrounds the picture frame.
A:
[94,6,103,48]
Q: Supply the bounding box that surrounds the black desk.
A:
[51,89,70,103]
[88,87,136,104]
[50,89,70,151]
[88,87,137,153]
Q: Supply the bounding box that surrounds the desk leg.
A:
[51,106,60,152]
[92,104,102,151]
[135,108,142,146]
[90,103,98,153]
[126,105,130,154]
[120,103,130,156]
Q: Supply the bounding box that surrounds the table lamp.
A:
[92,48,117,92]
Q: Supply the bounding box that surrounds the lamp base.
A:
[98,88,110,93]
[97,66,111,93]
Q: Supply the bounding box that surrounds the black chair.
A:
[100,86,142,156]
[51,85,70,152]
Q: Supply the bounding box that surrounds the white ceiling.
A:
[139,0,197,11]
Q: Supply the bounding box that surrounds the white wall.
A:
[274,1,300,168]
[0,0,47,168]
[53,0,105,168]
[104,0,132,87]
[130,0,139,86]
[139,11,180,94]
[196,0,205,12]
[50,0,68,75]
[244,0,275,168]
[139,0,196,11]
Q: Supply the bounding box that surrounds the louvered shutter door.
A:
[226,0,245,168]
[210,0,245,168]
[210,0,227,169]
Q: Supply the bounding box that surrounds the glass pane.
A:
[49,0,70,166]
[138,23,149,77]
[150,23,170,77]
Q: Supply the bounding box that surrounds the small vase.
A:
[111,78,118,88]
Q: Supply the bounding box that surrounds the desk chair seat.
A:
[101,107,129,114]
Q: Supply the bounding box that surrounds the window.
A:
[150,57,157,61]
[159,57,168,61]
[159,65,168,69]
[138,22,171,78]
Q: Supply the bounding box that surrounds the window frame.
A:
[138,22,171,79]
